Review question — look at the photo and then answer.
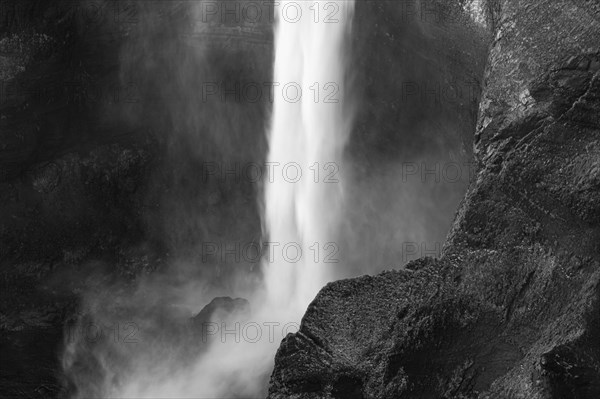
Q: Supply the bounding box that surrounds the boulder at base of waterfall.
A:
[191,297,252,343]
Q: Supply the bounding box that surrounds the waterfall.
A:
[62,2,355,397]
[264,0,355,318]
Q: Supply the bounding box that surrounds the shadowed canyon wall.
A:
[267,0,600,398]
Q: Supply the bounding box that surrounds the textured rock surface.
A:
[268,1,600,398]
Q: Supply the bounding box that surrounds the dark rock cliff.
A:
[268,1,600,398]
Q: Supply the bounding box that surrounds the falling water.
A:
[264,0,355,318]
[62,2,355,398]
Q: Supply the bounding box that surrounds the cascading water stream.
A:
[264,0,355,319]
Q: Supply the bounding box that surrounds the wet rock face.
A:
[268,1,600,398]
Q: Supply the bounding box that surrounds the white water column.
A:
[264,0,355,317]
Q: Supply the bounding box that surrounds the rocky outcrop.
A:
[268,1,600,398]
[190,296,251,343]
